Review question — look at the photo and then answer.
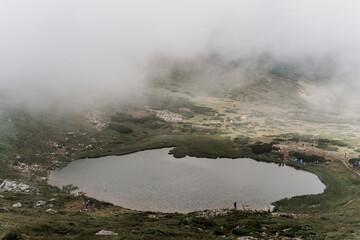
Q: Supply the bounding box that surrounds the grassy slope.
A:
[0,107,359,240]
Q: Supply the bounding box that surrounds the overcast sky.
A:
[1,0,360,107]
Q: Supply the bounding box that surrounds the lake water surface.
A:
[49,148,325,213]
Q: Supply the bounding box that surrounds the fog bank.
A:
[1,0,360,109]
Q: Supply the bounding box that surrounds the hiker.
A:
[233,202,237,209]
[82,200,93,208]
[344,152,347,158]
[85,200,94,208]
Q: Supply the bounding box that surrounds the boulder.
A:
[35,200,46,208]
[12,202,22,208]
[1,180,17,191]
[0,207,8,212]
[17,183,30,191]
[95,230,118,236]
[45,208,57,214]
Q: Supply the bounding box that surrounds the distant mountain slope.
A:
[148,55,339,113]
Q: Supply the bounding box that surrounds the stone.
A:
[237,237,258,240]
[0,207,8,212]
[17,183,30,191]
[0,180,31,193]
[35,200,46,208]
[45,208,57,214]
[40,177,47,181]
[95,230,118,236]
[12,202,22,208]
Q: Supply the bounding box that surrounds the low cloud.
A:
[1,0,360,111]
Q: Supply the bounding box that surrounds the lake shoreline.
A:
[48,148,325,213]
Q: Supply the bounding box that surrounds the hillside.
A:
[0,58,359,239]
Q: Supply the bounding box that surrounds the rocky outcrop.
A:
[0,180,30,193]
[95,230,118,236]
[84,109,107,131]
[197,208,231,217]
[237,237,258,240]
[14,162,40,173]
[263,205,276,212]
[145,106,183,122]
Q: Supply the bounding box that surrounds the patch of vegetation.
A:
[250,142,273,154]
[272,138,286,142]
[111,112,134,122]
[149,96,216,116]
[315,139,347,151]
[274,133,310,142]
[224,109,237,113]
[61,184,79,194]
[2,232,22,240]
[233,135,249,145]
[317,139,347,147]
[316,143,339,151]
[133,114,164,123]
[111,113,169,130]
[191,217,215,228]
[108,123,133,133]
[270,64,301,80]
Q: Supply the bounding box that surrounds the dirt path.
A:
[337,148,360,207]
[341,158,360,176]
[342,197,359,207]
[335,147,360,177]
